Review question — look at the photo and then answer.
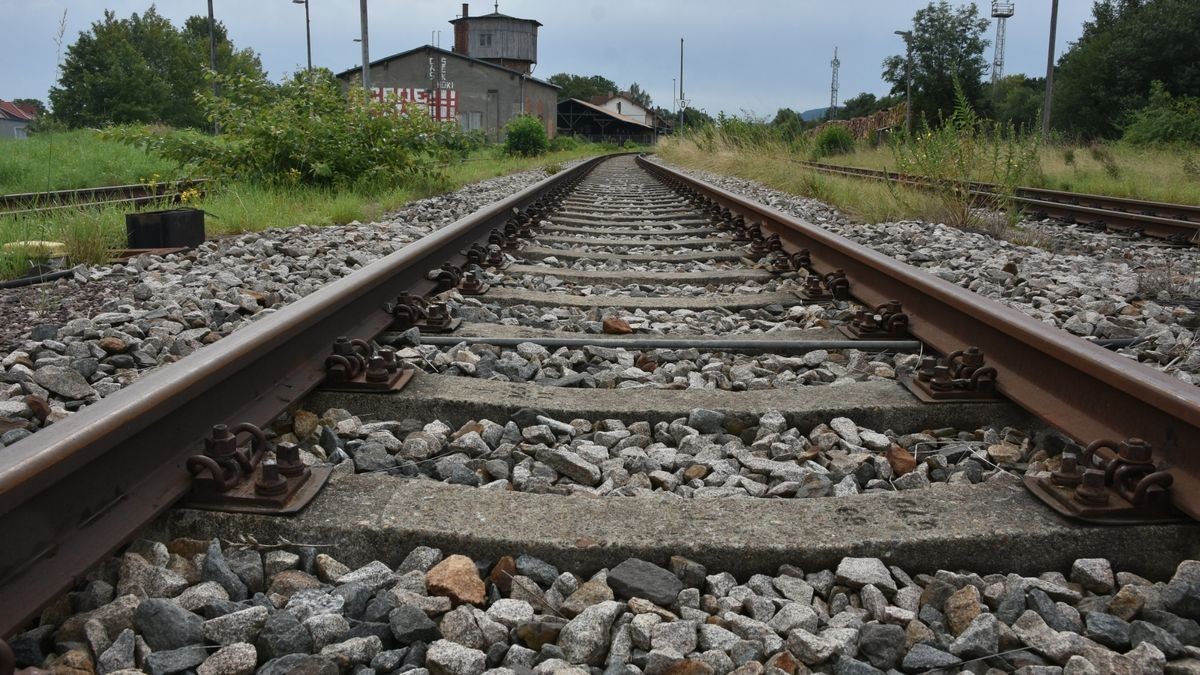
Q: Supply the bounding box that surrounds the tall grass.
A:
[0,130,182,193]
[0,133,628,279]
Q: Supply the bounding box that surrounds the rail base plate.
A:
[317,367,414,394]
[181,465,333,515]
[1023,474,1189,525]
[899,373,1004,404]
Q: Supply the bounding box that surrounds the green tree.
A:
[882,1,990,125]
[1053,0,1200,139]
[982,75,1043,130]
[839,92,903,120]
[546,73,618,103]
[49,6,266,129]
[626,82,653,109]
[12,99,46,116]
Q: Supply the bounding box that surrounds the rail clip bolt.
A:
[205,424,237,459]
[1051,452,1084,486]
[1074,469,1110,506]
[366,356,390,383]
[961,347,986,368]
[916,356,938,382]
[276,443,305,477]
[1119,438,1153,464]
[929,365,955,392]
[378,347,399,373]
[255,460,288,496]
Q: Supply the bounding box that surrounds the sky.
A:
[1,1,1095,117]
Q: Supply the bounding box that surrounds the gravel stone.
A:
[608,559,684,606]
[133,598,202,651]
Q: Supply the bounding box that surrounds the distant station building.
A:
[557,92,671,144]
[337,3,556,142]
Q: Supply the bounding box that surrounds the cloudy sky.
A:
[3,1,1094,117]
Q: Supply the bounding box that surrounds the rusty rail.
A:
[0,180,208,217]
[793,159,1200,245]
[641,156,1200,519]
[0,157,605,638]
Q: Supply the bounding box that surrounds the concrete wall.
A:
[0,119,28,140]
[363,48,555,143]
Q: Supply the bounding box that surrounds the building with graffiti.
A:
[336,4,556,142]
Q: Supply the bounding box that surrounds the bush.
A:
[1122,82,1200,146]
[548,135,581,152]
[503,115,549,157]
[813,125,855,158]
[889,82,1040,230]
[105,70,467,189]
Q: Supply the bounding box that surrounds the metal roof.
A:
[449,11,542,27]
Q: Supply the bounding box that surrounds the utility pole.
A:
[359,0,371,90]
[207,0,219,134]
[678,38,684,132]
[828,47,840,120]
[1041,0,1059,139]
[291,0,312,72]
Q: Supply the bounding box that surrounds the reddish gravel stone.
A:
[426,554,486,606]
[602,316,633,334]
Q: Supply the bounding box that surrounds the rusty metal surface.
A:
[0,155,607,638]
[641,155,1200,520]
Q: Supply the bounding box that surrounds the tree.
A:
[839,92,903,120]
[982,75,1043,130]
[1053,0,1200,139]
[12,99,46,116]
[49,6,266,129]
[770,108,810,140]
[882,1,990,125]
[626,82,653,109]
[546,73,618,103]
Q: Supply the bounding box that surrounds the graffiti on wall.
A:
[371,87,459,122]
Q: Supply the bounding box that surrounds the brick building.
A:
[336,4,556,142]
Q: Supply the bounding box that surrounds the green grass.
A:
[658,138,942,225]
[0,129,183,193]
[0,134,637,279]
[815,141,1200,206]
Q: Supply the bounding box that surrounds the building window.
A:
[479,33,492,46]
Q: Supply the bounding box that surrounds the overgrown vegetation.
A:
[813,126,855,159]
[104,70,472,190]
[888,86,1040,229]
[502,115,550,157]
[1122,82,1200,147]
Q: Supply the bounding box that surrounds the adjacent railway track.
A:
[0,179,207,217]
[3,153,1200,665]
[794,159,1200,245]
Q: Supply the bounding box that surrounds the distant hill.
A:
[800,106,840,122]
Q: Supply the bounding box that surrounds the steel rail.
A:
[0,180,208,216]
[792,159,1200,244]
[413,334,924,353]
[641,156,1200,519]
[0,156,606,638]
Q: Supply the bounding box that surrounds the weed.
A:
[543,162,563,175]
[813,126,855,159]
[1062,148,1076,166]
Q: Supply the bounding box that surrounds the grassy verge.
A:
[0,137,635,280]
[815,141,1200,206]
[657,138,942,225]
[0,130,183,193]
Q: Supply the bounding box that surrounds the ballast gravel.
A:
[16,537,1200,674]
[274,407,1041,500]
[0,167,569,445]
[394,341,904,390]
[648,157,1200,386]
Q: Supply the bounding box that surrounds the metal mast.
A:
[828,47,840,120]
[991,2,1015,84]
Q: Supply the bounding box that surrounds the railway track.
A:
[0,179,206,217]
[3,154,1200,673]
[794,159,1200,245]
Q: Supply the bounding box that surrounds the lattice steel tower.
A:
[991,2,1015,84]
[829,47,840,120]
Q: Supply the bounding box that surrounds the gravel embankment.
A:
[649,158,1200,387]
[0,167,567,446]
[13,538,1198,673]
